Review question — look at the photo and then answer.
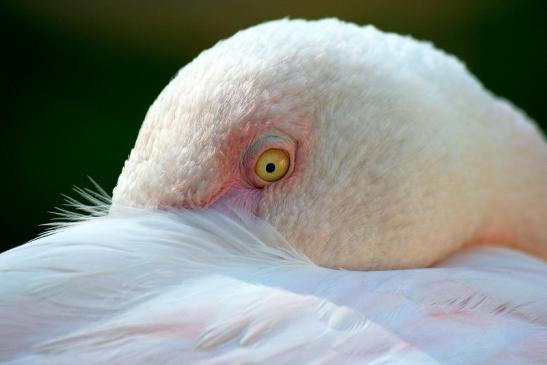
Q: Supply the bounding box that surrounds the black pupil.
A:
[265,163,276,173]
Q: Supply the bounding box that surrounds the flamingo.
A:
[1,18,546,364]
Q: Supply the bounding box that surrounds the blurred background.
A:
[2,0,546,252]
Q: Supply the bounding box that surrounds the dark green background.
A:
[2,1,546,252]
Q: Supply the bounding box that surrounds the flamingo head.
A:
[112,19,547,270]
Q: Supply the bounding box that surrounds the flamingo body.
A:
[1,210,546,364]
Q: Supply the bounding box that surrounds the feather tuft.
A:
[41,177,111,237]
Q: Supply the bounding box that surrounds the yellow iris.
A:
[254,149,290,183]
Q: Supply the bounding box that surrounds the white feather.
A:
[1,209,546,364]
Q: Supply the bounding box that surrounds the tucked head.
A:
[113,19,547,270]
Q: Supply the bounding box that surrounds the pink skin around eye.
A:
[200,100,313,216]
[209,129,296,215]
[210,184,263,215]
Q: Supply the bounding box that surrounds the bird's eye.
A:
[254,149,290,183]
[243,130,296,188]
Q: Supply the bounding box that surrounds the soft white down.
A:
[1,209,546,364]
